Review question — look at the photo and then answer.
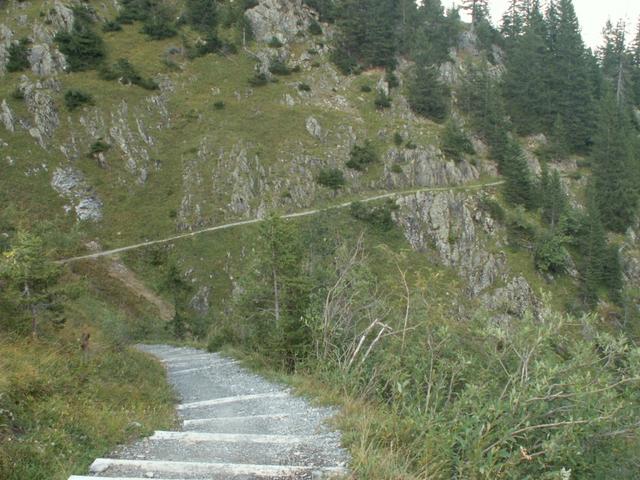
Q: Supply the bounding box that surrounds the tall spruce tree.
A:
[598,19,634,108]
[544,0,595,151]
[631,18,640,106]
[591,91,638,232]
[539,164,566,228]
[502,0,549,134]
[501,139,536,209]
[462,0,489,25]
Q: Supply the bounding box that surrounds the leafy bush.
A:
[6,38,31,72]
[385,71,399,89]
[102,20,122,32]
[267,36,284,48]
[346,140,378,171]
[89,139,110,156]
[141,17,177,39]
[441,118,475,162]
[64,89,94,111]
[374,90,391,110]
[213,101,225,110]
[390,164,403,174]
[298,82,311,92]
[99,59,159,90]
[308,20,323,35]
[316,168,346,192]
[360,84,372,93]
[55,11,106,71]
[534,233,569,274]
[393,132,404,146]
[349,199,397,231]
[185,0,218,33]
[248,72,269,87]
[407,64,450,121]
[478,195,506,223]
[268,59,292,76]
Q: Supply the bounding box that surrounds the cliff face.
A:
[0,0,635,323]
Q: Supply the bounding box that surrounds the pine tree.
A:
[502,0,549,134]
[0,232,62,338]
[539,164,566,228]
[501,0,525,42]
[598,19,634,108]
[502,139,536,209]
[544,0,595,151]
[406,62,450,121]
[580,193,608,306]
[185,0,218,33]
[631,18,640,106]
[591,91,638,232]
[462,0,489,25]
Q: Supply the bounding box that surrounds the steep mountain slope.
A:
[1,0,640,478]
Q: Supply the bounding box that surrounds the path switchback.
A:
[69,345,350,480]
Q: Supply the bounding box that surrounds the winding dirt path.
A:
[59,180,504,264]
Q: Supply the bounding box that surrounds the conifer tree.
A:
[502,139,536,209]
[539,164,566,228]
[598,19,634,108]
[631,18,640,106]
[502,0,548,134]
[544,0,595,151]
[407,62,450,121]
[462,0,489,25]
[591,91,638,232]
[580,193,608,306]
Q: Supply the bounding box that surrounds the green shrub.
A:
[349,199,397,231]
[64,89,94,111]
[11,87,24,100]
[393,132,403,146]
[534,233,569,274]
[407,64,450,121]
[213,101,225,110]
[478,196,506,223]
[390,164,403,174]
[316,168,346,192]
[89,139,110,156]
[102,20,123,32]
[269,59,292,76]
[267,36,284,48]
[55,8,105,71]
[441,118,475,162]
[6,38,31,72]
[99,59,159,90]
[346,140,378,171]
[142,16,178,39]
[308,20,323,35]
[248,72,269,87]
[385,71,399,89]
[298,82,311,92]
[374,90,391,110]
[405,140,417,150]
[360,84,372,93]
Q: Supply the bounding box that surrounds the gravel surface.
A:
[68,344,350,480]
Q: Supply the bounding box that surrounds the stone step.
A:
[182,412,329,435]
[87,458,349,479]
[116,432,346,466]
[177,392,315,420]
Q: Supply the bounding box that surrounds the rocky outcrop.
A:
[189,285,211,316]
[394,191,505,296]
[481,276,541,322]
[29,44,67,76]
[245,0,318,43]
[51,167,103,222]
[20,77,60,147]
[0,24,13,75]
[382,146,479,189]
[1,100,15,132]
[109,100,153,184]
[305,116,324,140]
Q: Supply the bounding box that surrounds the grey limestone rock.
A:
[481,276,541,321]
[1,100,15,132]
[20,77,60,147]
[51,167,103,222]
[305,116,324,140]
[394,191,505,296]
[29,43,67,76]
[245,0,317,44]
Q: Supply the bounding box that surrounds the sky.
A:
[443,1,640,50]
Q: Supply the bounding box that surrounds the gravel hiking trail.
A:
[68,344,350,480]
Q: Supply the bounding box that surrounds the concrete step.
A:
[176,392,314,420]
[87,458,349,479]
[116,431,346,466]
[182,412,330,435]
